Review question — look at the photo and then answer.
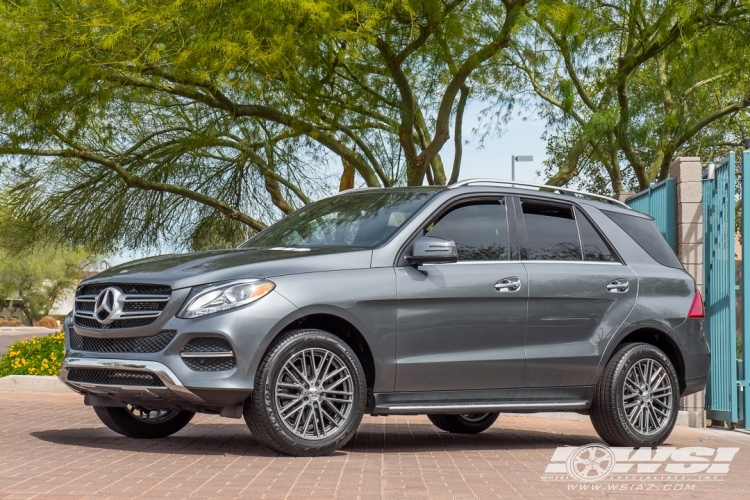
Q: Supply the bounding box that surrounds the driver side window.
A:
[425,200,510,261]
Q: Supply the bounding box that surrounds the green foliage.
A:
[0,201,100,324]
[0,0,528,253]
[500,0,750,195]
[0,333,65,377]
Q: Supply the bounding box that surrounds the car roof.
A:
[334,181,644,217]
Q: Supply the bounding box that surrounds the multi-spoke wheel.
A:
[427,412,499,434]
[275,347,354,440]
[93,405,195,439]
[590,343,679,447]
[244,329,366,456]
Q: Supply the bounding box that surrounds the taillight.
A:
[688,290,705,318]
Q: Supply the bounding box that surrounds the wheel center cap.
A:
[308,386,320,402]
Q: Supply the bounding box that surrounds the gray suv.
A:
[60,180,709,456]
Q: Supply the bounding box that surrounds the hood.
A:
[82,247,373,290]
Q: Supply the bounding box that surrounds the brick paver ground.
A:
[2,391,750,499]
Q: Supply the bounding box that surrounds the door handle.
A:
[607,279,629,293]
[495,277,521,292]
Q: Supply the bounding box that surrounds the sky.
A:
[440,102,548,184]
[110,108,549,265]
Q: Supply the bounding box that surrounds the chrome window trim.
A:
[521,260,624,265]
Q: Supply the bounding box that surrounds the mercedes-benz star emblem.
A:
[94,287,123,325]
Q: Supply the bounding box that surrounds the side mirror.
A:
[406,236,458,265]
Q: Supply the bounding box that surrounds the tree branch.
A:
[1,147,268,231]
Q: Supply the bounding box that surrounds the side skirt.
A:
[372,386,594,415]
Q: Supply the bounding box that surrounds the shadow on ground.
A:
[30,421,600,457]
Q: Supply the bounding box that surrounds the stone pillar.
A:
[617,191,636,203]
[669,156,705,428]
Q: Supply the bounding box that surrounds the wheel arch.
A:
[278,313,376,394]
[600,325,686,394]
[249,306,378,406]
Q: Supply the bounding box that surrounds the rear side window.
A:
[521,200,582,260]
[575,208,617,262]
[426,200,509,261]
[603,211,682,268]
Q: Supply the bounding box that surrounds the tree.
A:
[0,203,99,325]
[0,246,95,325]
[501,0,750,195]
[0,0,530,252]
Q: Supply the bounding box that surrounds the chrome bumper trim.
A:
[59,358,205,403]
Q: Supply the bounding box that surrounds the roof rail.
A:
[448,179,630,209]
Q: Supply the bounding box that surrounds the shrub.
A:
[8,318,20,327]
[0,318,6,327]
[0,332,65,376]
[36,316,59,329]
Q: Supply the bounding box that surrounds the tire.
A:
[590,343,680,447]
[427,413,499,434]
[244,329,367,456]
[93,406,195,439]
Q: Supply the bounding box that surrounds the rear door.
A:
[395,196,528,392]
[517,198,637,388]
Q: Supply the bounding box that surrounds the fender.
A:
[245,303,385,391]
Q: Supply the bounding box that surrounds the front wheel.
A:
[244,329,367,456]
[94,405,195,439]
[427,413,499,434]
[590,343,679,447]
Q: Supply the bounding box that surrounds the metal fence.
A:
[703,153,738,424]
[625,178,676,248]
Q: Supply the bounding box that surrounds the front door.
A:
[395,197,528,392]
[517,198,637,388]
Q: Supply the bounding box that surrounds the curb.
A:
[0,375,72,393]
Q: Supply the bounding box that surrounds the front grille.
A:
[182,357,237,371]
[74,282,171,330]
[74,317,159,330]
[77,283,172,296]
[69,327,175,353]
[67,368,164,387]
[181,337,236,372]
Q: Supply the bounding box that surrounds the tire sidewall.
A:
[259,331,366,453]
[612,345,679,446]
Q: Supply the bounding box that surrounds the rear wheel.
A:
[93,405,195,439]
[590,343,679,447]
[427,413,499,434]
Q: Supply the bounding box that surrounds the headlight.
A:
[177,279,275,318]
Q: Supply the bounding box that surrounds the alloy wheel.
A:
[274,347,354,440]
[622,358,673,435]
[459,413,490,422]
[126,405,179,424]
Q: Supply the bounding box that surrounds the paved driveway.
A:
[2,391,750,499]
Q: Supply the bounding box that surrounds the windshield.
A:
[242,190,437,249]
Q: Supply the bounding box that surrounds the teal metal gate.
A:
[625,178,676,248]
[703,153,738,424]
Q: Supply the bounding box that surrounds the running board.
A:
[376,401,588,415]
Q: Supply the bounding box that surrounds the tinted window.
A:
[426,201,509,261]
[603,210,682,268]
[244,190,435,249]
[522,200,582,260]
[575,208,617,262]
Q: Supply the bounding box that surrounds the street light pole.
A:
[511,155,533,181]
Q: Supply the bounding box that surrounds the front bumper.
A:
[61,289,299,412]
[59,356,254,414]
